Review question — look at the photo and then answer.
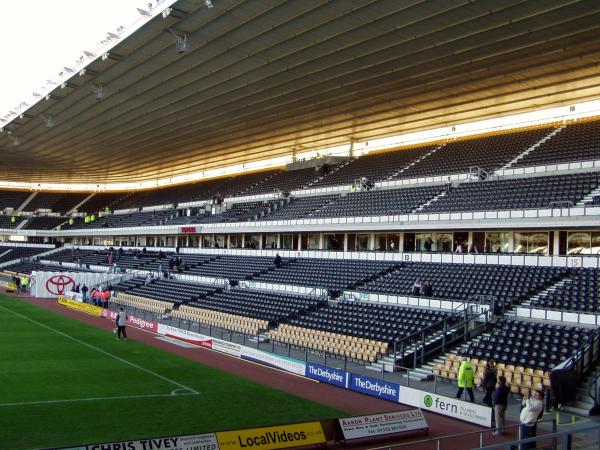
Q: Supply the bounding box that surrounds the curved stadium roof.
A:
[1,0,600,185]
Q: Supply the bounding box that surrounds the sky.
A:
[0,0,159,126]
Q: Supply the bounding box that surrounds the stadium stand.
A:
[187,289,326,324]
[21,216,66,230]
[358,262,567,308]
[513,119,600,167]
[310,185,444,217]
[423,172,600,213]
[393,127,555,179]
[528,268,600,313]
[310,145,437,187]
[22,192,89,213]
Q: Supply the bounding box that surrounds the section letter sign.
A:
[349,374,400,402]
[305,362,347,388]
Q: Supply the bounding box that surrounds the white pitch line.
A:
[0,392,199,407]
[0,304,199,395]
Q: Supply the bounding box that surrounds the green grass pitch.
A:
[0,295,344,450]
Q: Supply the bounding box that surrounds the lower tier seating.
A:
[457,318,598,371]
[529,268,600,313]
[433,353,551,396]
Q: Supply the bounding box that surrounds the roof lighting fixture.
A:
[40,114,55,128]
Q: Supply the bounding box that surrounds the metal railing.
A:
[477,422,600,450]
[588,367,600,409]
[368,418,558,450]
[394,305,487,369]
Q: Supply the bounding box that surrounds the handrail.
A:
[477,422,600,450]
[367,418,557,450]
[588,367,600,407]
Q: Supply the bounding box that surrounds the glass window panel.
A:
[527,233,548,255]
[591,232,600,255]
[568,232,591,255]
[514,232,528,254]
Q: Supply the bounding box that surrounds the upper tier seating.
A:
[359,262,566,307]
[78,193,125,213]
[424,172,600,213]
[22,192,88,213]
[190,200,281,224]
[263,194,341,220]
[105,172,277,211]
[395,127,553,179]
[458,318,598,371]
[529,268,600,313]
[22,217,66,230]
[188,289,326,324]
[254,258,397,293]
[288,300,458,347]
[310,146,436,187]
[0,190,30,210]
[240,168,321,195]
[66,210,174,229]
[0,216,25,229]
[514,119,600,167]
[310,186,443,217]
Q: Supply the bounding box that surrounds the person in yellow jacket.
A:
[456,358,475,402]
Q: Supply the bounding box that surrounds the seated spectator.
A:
[422,281,433,297]
[469,244,479,254]
[411,278,423,296]
[455,240,465,253]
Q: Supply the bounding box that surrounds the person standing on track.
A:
[115,307,128,340]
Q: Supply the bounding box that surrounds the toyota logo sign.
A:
[45,275,76,296]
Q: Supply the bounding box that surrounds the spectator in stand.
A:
[411,279,423,296]
[456,358,475,402]
[274,253,282,268]
[102,288,111,308]
[422,280,433,297]
[424,237,433,252]
[492,376,510,436]
[469,244,480,254]
[455,240,465,253]
[519,390,544,449]
[482,360,498,407]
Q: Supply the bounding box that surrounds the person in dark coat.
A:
[482,360,498,407]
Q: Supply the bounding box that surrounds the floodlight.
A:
[168,28,188,53]
[176,34,188,53]
[95,85,104,101]
[7,132,20,146]
[40,114,55,128]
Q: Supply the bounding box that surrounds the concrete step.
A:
[560,404,592,417]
